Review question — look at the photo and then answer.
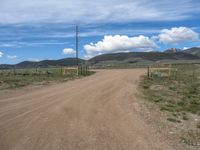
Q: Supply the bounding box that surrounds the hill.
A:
[164,48,181,53]
[89,52,199,64]
[16,58,85,68]
[183,47,200,57]
[0,58,85,69]
[0,64,13,69]
[1,51,200,69]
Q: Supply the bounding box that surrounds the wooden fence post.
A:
[147,65,150,78]
[77,66,79,76]
[60,67,62,75]
[168,64,171,79]
[192,64,196,81]
[13,67,16,75]
[175,68,178,80]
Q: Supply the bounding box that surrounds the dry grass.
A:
[140,64,200,149]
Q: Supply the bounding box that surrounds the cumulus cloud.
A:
[7,55,17,59]
[158,27,199,44]
[63,48,76,55]
[0,51,3,57]
[84,35,156,57]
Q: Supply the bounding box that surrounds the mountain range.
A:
[183,47,200,57]
[0,47,200,69]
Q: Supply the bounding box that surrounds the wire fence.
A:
[0,65,90,77]
[147,63,200,82]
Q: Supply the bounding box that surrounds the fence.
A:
[0,67,64,77]
[0,65,90,77]
[147,63,200,82]
[62,65,89,76]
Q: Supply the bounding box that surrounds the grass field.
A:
[91,59,200,69]
[140,63,200,149]
[0,67,93,90]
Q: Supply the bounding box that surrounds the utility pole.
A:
[76,25,79,75]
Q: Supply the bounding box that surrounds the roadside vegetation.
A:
[140,63,200,149]
[0,67,94,90]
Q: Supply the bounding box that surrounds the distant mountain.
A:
[164,48,181,53]
[0,58,85,69]
[18,58,85,68]
[183,47,200,57]
[0,64,13,69]
[1,50,200,69]
[89,52,199,64]
[15,61,39,68]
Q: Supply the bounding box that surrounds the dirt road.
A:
[0,69,180,150]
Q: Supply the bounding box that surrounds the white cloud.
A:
[142,48,155,52]
[0,43,19,47]
[0,41,66,48]
[28,58,41,62]
[63,48,76,55]
[0,0,199,24]
[159,27,199,44]
[84,35,156,57]
[0,51,3,57]
[7,55,17,59]
[183,47,189,50]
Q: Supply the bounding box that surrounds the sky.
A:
[0,0,200,64]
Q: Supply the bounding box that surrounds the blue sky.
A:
[0,0,200,64]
